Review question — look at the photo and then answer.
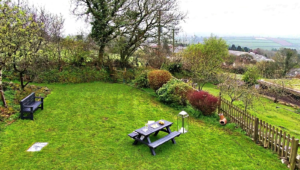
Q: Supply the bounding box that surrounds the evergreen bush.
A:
[133,70,150,88]
[242,66,260,86]
[156,79,193,106]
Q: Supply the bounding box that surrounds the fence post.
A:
[290,139,299,170]
[254,117,259,144]
[218,92,221,114]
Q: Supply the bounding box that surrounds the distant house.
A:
[148,43,173,50]
[229,50,274,62]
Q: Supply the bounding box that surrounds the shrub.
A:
[148,70,172,90]
[168,63,182,74]
[295,74,300,79]
[242,66,260,86]
[230,65,248,74]
[156,79,193,106]
[34,66,109,83]
[134,70,150,88]
[188,90,219,116]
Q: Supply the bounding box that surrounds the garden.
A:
[0,0,300,169]
[0,82,287,169]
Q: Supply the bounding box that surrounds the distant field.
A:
[263,78,300,91]
[222,37,300,51]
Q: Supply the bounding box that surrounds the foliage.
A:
[0,1,68,90]
[237,46,242,51]
[71,0,127,64]
[188,90,219,116]
[256,61,280,79]
[133,70,150,88]
[167,63,182,74]
[156,78,193,106]
[148,70,172,90]
[225,54,237,65]
[229,65,248,74]
[182,35,228,90]
[110,0,184,66]
[0,81,51,121]
[217,73,259,111]
[272,48,299,77]
[35,66,109,83]
[242,66,260,86]
[231,44,237,50]
[134,46,168,69]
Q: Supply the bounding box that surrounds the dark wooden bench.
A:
[148,131,181,150]
[20,92,44,120]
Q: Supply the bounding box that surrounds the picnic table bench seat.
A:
[148,131,181,149]
[128,132,139,139]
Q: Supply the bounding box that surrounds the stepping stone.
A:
[27,142,48,152]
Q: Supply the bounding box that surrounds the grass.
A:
[0,82,286,169]
[202,83,300,141]
[262,78,300,91]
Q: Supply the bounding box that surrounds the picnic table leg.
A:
[150,148,156,156]
[133,134,141,145]
[146,136,156,156]
[166,126,176,144]
[154,131,159,136]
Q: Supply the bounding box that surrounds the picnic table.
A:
[128,120,180,156]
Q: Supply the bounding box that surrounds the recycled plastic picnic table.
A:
[128,120,180,156]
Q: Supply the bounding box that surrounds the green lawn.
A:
[0,82,286,169]
[262,78,300,91]
[203,83,300,142]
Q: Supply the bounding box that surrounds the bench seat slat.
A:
[148,131,180,148]
[22,101,42,112]
[128,132,139,138]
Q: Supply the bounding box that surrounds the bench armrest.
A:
[35,97,44,102]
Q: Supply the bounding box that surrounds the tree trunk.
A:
[120,53,129,68]
[98,45,105,66]
[0,69,7,107]
[19,71,31,90]
[0,68,2,91]
[20,71,25,90]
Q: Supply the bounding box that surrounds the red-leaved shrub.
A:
[148,70,172,90]
[188,90,219,116]
[295,74,300,79]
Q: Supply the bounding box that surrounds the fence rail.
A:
[218,96,299,170]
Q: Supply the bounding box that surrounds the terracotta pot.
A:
[218,113,227,125]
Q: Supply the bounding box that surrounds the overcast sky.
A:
[26,0,300,38]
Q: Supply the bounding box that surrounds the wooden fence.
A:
[218,96,300,170]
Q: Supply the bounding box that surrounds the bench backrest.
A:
[20,92,36,106]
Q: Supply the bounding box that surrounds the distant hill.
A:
[221,37,300,51]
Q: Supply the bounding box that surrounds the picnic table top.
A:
[135,120,173,136]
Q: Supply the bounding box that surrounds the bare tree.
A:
[115,0,185,66]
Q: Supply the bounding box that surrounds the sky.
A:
[25,0,300,38]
